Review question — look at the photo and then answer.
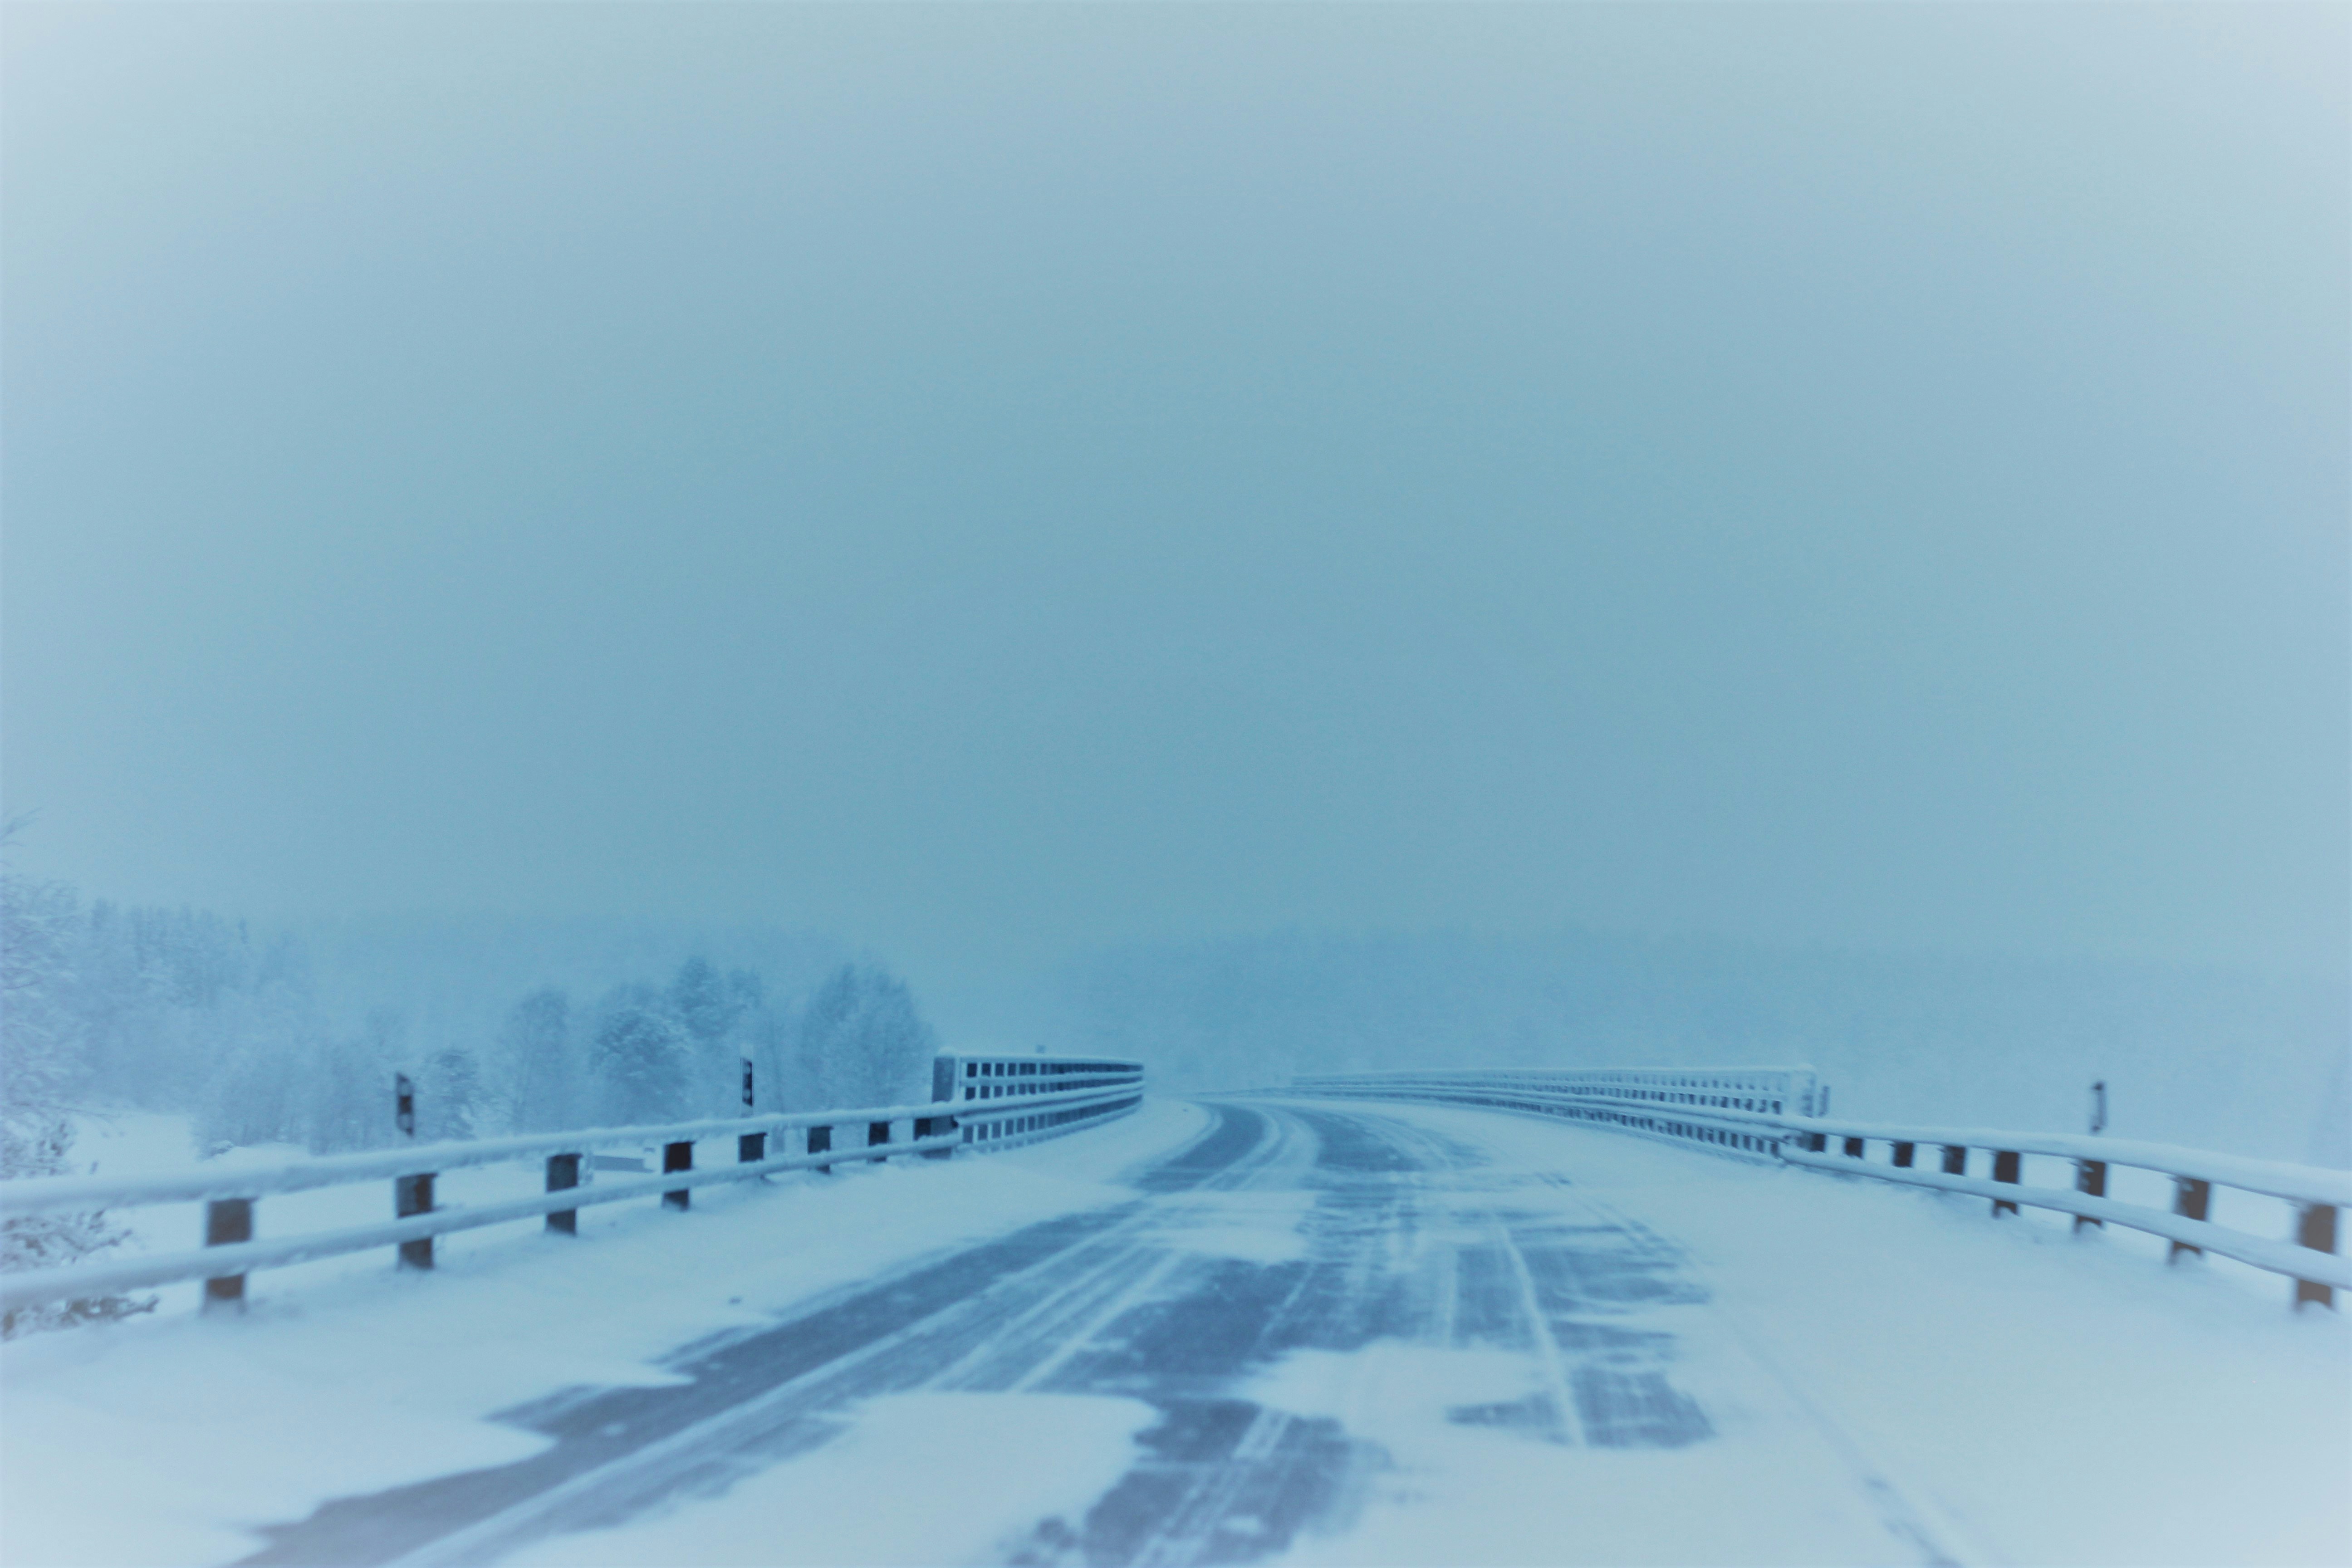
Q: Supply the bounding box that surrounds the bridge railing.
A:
[1780,1112,2350,1305]
[935,1054,1145,1152]
[1285,1068,2347,1308]
[0,1058,1145,1319]
[1289,1067,1819,1161]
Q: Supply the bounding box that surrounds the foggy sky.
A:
[4,3,2345,986]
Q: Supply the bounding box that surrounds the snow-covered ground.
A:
[4,1098,2346,1568]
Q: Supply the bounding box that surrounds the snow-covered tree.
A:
[0,828,150,1336]
[665,957,769,1115]
[499,987,575,1132]
[792,964,936,1111]
[667,957,741,1047]
[417,1046,482,1142]
[590,990,690,1125]
[304,1010,401,1153]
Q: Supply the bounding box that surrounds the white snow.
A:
[0,1101,1212,1568]
[500,1392,1158,1568]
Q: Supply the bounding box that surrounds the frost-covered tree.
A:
[665,958,769,1115]
[304,1010,401,1154]
[667,958,741,1047]
[187,940,321,1154]
[0,827,150,1336]
[417,1047,482,1142]
[591,990,690,1125]
[499,987,575,1132]
[196,1024,302,1152]
[792,965,936,1111]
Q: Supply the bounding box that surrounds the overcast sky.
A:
[4,3,2345,986]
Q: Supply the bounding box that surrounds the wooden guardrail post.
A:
[662,1142,693,1210]
[1991,1150,2021,1217]
[395,1174,435,1269]
[1891,1142,1915,1168]
[2293,1204,2338,1309]
[2170,1177,2211,1261]
[867,1120,892,1164]
[1941,1144,1967,1176]
[545,1154,580,1235]
[202,1198,253,1310]
[808,1123,833,1174]
[2073,1160,2106,1233]
[1842,1136,1865,1159]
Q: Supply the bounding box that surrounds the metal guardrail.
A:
[935,1054,1145,1151]
[1290,1067,1822,1161]
[1284,1067,2347,1309]
[0,1057,1146,1318]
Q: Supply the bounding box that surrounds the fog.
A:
[5,5,2345,1007]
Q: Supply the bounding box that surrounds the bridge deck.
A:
[3,1098,2344,1566]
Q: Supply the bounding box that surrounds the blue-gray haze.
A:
[5,7,2345,1039]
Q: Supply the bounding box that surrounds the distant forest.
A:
[6,850,2344,1208]
[0,857,940,1172]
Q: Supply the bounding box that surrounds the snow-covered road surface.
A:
[6,1098,2346,1566]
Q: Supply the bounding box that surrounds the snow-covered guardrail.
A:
[1291,1067,1824,1160]
[1286,1067,2347,1309]
[0,1056,1144,1319]
[934,1053,1147,1151]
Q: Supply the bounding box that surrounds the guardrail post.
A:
[395,1174,435,1269]
[1842,1136,1865,1160]
[1941,1144,1967,1176]
[867,1120,892,1163]
[2169,1177,2210,1261]
[914,1115,956,1159]
[663,1141,692,1210]
[2073,1160,2106,1233]
[808,1124,832,1174]
[202,1198,253,1310]
[545,1153,580,1235]
[2293,1204,2337,1309]
[1990,1150,2021,1216]
[1891,1142,1915,1168]
[1807,1131,1827,1153]
[737,1061,763,1168]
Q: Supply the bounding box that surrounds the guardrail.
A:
[1285,1067,2347,1310]
[935,1054,1145,1151]
[1290,1066,1824,1161]
[0,1056,1145,1319]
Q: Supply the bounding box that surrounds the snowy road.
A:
[11,1098,2345,1567]
[237,1102,1958,1566]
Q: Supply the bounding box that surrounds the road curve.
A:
[233,1101,1936,1568]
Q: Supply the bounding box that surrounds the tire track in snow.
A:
[234,1105,1297,1567]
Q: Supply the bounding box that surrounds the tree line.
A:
[1,842,939,1330]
